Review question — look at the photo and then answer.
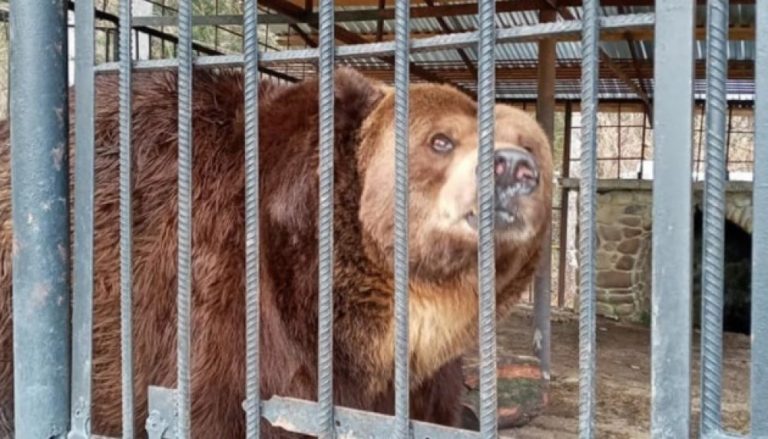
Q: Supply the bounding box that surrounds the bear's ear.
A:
[333,67,387,125]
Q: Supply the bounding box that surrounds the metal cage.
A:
[5,0,767,438]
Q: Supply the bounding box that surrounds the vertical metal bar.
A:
[751,0,768,435]
[317,0,335,434]
[533,6,556,379]
[723,107,733,180]
[376,0,386,41]
[696,106,706,178]
[119,0,135,436]
[214,0,220,50]
[70,0,96,437]
[639,112,648,178]
[617,105,623,179]
[393,0,410,436]
[557,103,573,308]
[177,0,193,436]
[578,0,599,437]
[134,30,139,61]
[9,1,71,438]
[106,31,112,62]
[700,0,728,434]
[476,0,497,436]
[243,0,261,436]
[651,1,695,438]
[112,28,119,64]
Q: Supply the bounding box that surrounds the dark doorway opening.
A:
[692,207,753,335]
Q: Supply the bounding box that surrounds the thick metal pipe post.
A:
[9,1,72,438]
[750,0,768,436]
[650,1,696,438]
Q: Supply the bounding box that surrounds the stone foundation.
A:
[595,191,652,321]
[567,179,754,323]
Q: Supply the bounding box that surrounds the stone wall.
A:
[595,191,653,321]
[568,180,754,323]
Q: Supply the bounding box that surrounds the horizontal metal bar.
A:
[132,13,303,26]
[701,431,748,439]
[558,178,755,193]
[94,13,654,72]
[94,55,242,72]
[133,14,247,27]
[261,396,481,439]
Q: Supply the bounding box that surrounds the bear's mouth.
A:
[464,205,519,230]
[465,211,479,229]
[463,180,531,232]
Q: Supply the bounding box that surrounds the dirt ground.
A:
[495,305,752,439]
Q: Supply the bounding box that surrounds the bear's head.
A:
[356,75,553,283]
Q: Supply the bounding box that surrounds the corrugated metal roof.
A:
[140,0,756,100]
[323,2,758,100]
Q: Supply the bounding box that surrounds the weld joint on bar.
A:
[145,386,178,439]
[68,398,90,439]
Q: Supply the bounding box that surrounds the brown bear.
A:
[0,66,552,438]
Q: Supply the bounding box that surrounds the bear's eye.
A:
[430,133,454,154]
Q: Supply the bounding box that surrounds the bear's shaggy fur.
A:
[0,67,552,438]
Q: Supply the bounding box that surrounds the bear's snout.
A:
[493,147,539,196]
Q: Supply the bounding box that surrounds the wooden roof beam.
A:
[259,0,477,97]
[289,24,318,47]
[344,59,754,82]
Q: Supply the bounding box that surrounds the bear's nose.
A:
[493,148,539,196]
